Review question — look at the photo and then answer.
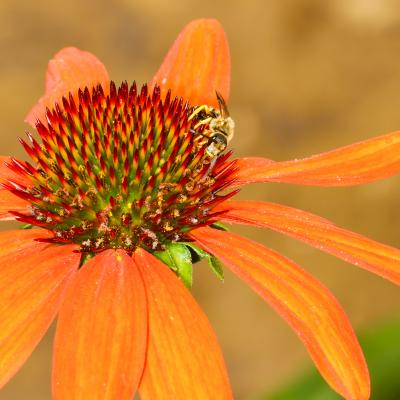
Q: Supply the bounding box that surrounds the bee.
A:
[189,92,235,158]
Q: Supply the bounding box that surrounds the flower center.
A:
[6,82,237,253]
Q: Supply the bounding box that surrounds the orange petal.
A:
[150,19,230,107]
[217,200,400,285]
[53,250,147,400]
[0,156,30,220]
[234,130,400,186]
[0,190,29,221]
[0,230,79,388]
[26,47,109,126]
[134,248,232,399]
[191,227,370,400]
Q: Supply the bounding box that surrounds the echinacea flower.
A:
[1,18,400,400]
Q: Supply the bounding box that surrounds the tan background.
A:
[1,0,400,399]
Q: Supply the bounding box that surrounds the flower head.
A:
[7,82,237,253]
[1,18,400,400]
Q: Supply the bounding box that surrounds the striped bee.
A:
[189,92,235,158]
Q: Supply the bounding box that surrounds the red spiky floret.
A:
[6,81,238,253]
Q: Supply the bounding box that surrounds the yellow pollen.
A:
[163,222,174,231]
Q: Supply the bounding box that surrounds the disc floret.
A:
[5,82,237,253]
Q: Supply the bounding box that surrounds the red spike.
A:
[68,92,77,115]
[128,81,137,107]
[2,179,27,192]
[113,147,119,167]
[140,84,148,103]
[83,87,91,106]
[44,107,55,126]
[54,102,63,120]
[152,85,161,104]
[78,88,84,104]
[96,83,105,98]
[8,158,31,176]
[122,176,128,194]
[95,175,103,190]
[121,142,127,161]
[55,153,67,172]
[109,81,117,105]
[86,162,95,182]
[118,81,128,103]
[36,121,50,139]
[123,157,129,176]
[78,104,86,127]
[134,166,141,184]
[212,178,238,195]
[146,175,155,193]
[100,156,107,174]
[104,131,110,154]
[94,137,102,160]
[18,138,37,161]
[164,89,171,109]
[11,212,45,226]
[109,167,116,186]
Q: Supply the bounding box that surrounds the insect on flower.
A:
[189,91,235,158]
[1,18,400,400]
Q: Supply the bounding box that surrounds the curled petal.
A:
[26,47,109,126]
[150,19,230,107]
[234,130,400,186]
[191,227,370,400]
[0,230,79,388]
[134,248,232,400]
[217,200,400,285]
[52,250,147,400]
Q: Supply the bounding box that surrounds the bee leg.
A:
[208,156,218,174]
[201,156,218,180]
[194,117,212,129]
[189,129,209,140]
[188,105,208,121]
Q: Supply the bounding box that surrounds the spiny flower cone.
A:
[4,81,237,253]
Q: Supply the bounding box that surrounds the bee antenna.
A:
[215,91,229,116]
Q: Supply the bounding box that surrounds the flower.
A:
[1,18,400,400]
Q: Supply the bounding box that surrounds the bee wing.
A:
[215,91,230,117]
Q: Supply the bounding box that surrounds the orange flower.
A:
[0,18,400,400]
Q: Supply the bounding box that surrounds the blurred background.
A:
[1,0,400,399]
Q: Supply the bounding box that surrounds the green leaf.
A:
[211,221,230,231]
[184,242,224,281]
[20,224,33,230]
[209,256,224,281]
[80,252,95,268]
[185,242,211,259]
[154,243,193,289]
